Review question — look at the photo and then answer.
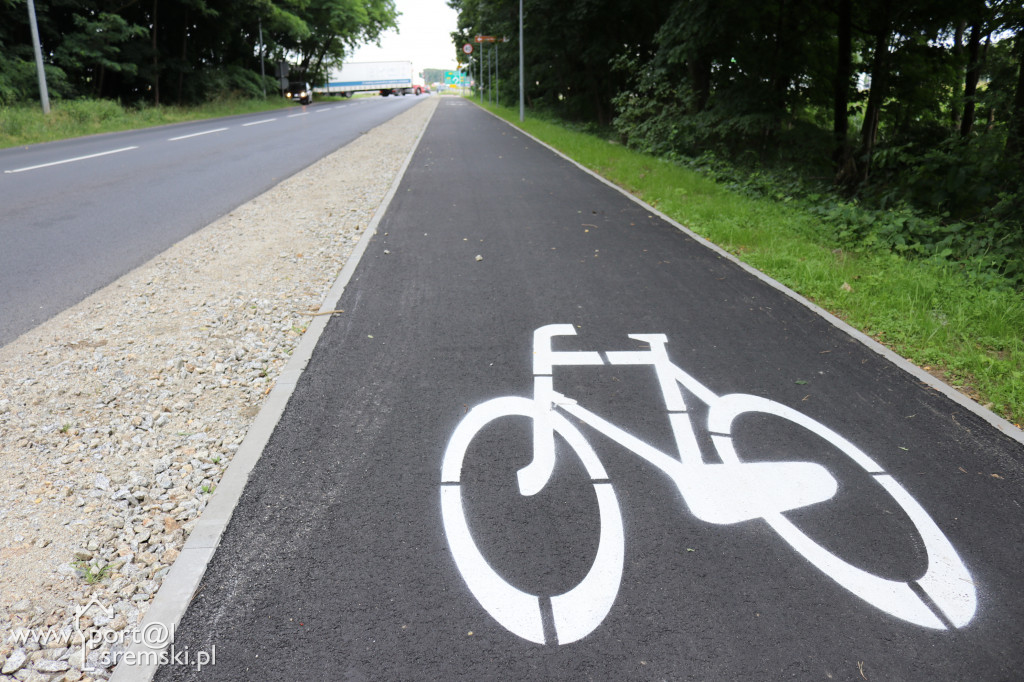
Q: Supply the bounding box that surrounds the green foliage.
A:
[0,57,37,106]
[664,148,1024,289]
[277,0,398,83]
[52,11,148,98]
[188,65,270,102]
[73,560,111,585]
[0,0,398,105]
[450,0,675,124]
[867,134,1015,217]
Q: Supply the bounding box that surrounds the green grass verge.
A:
[0,97,301,149]
[479,100,1024,427]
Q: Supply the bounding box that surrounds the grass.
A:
[0,96,301,149]
[73,560,111,585]
[479,100,1024,427]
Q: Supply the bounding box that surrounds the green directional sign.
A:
[444,70,468,87]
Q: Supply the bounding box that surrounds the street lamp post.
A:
[26,0,50,114]
[258,19,266,98]
[519,0,524,121]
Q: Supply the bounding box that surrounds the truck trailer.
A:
[316,61,426,98]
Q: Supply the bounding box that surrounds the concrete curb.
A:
[108,100,438,681]
[478,104,1024,449]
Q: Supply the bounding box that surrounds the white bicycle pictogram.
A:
[440,324,976,645]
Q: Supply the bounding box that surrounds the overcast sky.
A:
[348,0,462,72]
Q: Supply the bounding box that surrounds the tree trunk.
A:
[1005,34,1024,160]
[687,56,711,113]
[859,9,891,182]
[177,8,188,104]
[951,20,965,129]
[960,10,984,138]
[833,0,852,176]
[311,38,335,82]
[768,0,790,138]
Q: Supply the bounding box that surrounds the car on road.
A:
[285,82,313,105]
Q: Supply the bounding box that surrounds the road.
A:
[153,98,1024,680]
[0,95,424,346]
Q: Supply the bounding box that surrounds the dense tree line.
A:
[0,0,397,105]
[451,0,1024,283]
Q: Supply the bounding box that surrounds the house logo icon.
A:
[74,598,115,672]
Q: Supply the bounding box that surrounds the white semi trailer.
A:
[316,61,427,97]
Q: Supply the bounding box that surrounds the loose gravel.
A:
[0,97,438,681]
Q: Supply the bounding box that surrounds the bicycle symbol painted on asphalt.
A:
[440,325,976,645]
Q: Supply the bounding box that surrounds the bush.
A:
[0,59,71,106]
[868,134,1013,219]
[183,66,267,104]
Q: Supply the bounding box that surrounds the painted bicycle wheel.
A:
[707,394,976,629]
[440,396,624,645]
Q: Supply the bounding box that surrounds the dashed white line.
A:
[168,127,228,141]
[6,105,352,175]
[4,146,139,174]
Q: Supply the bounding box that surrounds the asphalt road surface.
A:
[0,95,422,346]
[156,98,1024,680]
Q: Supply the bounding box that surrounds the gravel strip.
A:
[0,97,438,681]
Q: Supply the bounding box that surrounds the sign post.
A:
[475,35,508,108]
[460,44,474,97]
[519,0,524,121]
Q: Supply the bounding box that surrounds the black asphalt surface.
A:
[0,96,422,346]
[157,99,1024,680]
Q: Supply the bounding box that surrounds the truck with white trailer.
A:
[316,61,427,98]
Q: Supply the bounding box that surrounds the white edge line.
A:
[242,118,277,127]
[478,104,1024,448]
[168,127,228,141]
[3,146,139,174]
[287,112,309,118]
[109,100,439,682]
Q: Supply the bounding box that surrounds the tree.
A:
[0,0,399,104]
[54,11,147,98]
[284,0,398,84]
[449,0,674,124]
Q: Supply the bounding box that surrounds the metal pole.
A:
[26,0,50,114]
[479,44,483,104]
[258,19,266,98]
[519,0,524,121]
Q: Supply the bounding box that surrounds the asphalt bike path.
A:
[154,98,1024,680]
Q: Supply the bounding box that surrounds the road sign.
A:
[444,70,468,86]
[475,35,496,43]
[462,43,473,55]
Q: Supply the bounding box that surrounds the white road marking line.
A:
[242,118,277,127]
[4,146,139,174]
[287,112,309,118]
[168,127,228,141]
